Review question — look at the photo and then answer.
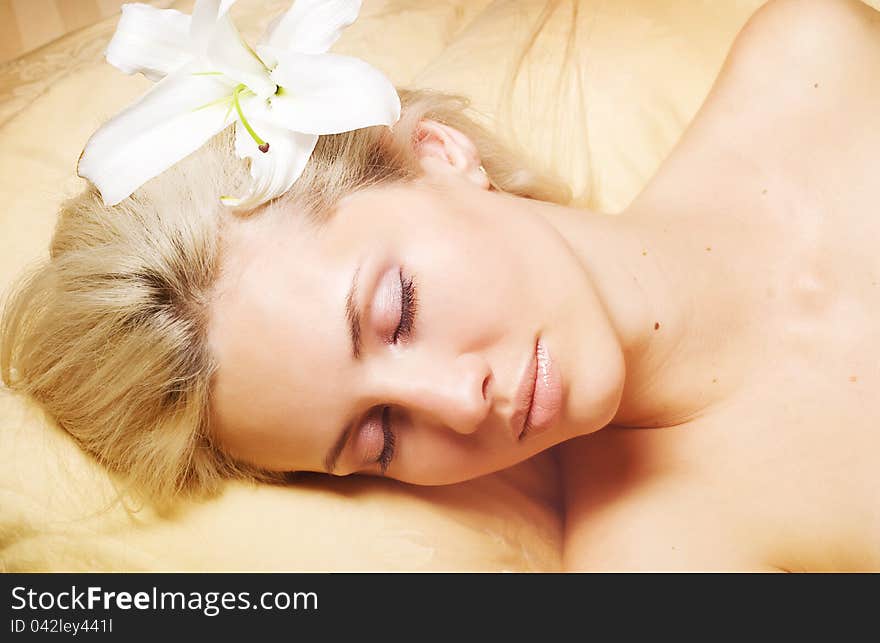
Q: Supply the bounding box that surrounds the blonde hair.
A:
[0,88,572,508]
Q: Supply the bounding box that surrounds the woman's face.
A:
[208,137,626,485]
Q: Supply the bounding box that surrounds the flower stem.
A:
[233,84,269,153]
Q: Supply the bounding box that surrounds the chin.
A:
[568,347,627,439]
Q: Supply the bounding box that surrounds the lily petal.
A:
[105,3,193,81]
[267,52,400,135]
[222,110,318,209]
[207,13,276,100]
[77,65,237,206]
[259,0,361,63]
[190,0,237,53]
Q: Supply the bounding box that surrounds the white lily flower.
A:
[77,0,401,209]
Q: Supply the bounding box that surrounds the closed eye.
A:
[377,405,396,473]
[392,268,417,344]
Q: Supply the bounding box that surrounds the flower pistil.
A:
[232,83,270,152]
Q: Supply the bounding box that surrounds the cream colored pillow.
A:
[0,0,789,571]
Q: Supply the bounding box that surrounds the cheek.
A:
[393,428,524,484]
[415,200,578,318]
[406,225,533,342]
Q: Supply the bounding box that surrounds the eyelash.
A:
[375,269,416,472]
[392,268,418,344]
[377,405,396,474]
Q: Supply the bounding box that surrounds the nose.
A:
[368,351,494,435]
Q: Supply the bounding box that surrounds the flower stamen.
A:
[232,84,270,153]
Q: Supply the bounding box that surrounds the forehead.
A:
[206,208,354,469]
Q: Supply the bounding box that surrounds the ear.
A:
[413,119,491,190]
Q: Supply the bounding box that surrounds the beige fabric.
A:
[3,0,840,570]
[0,1,156,65]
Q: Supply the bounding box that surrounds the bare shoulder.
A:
[717,0,880,198]
[720,0,880,104]
[646,0,880,201]
[713,0,880,106]
[557,432,779,572]
[734,0,880,61]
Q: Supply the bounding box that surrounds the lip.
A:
[510,337,562,441]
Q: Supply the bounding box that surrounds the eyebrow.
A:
[345,264,362,360]
[324,419,355,474]
[324,264,363,473]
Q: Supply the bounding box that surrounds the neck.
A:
[522,195,755,429]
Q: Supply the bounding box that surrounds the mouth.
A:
[510,337,562,441]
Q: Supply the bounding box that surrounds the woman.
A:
[1,0,878,571]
